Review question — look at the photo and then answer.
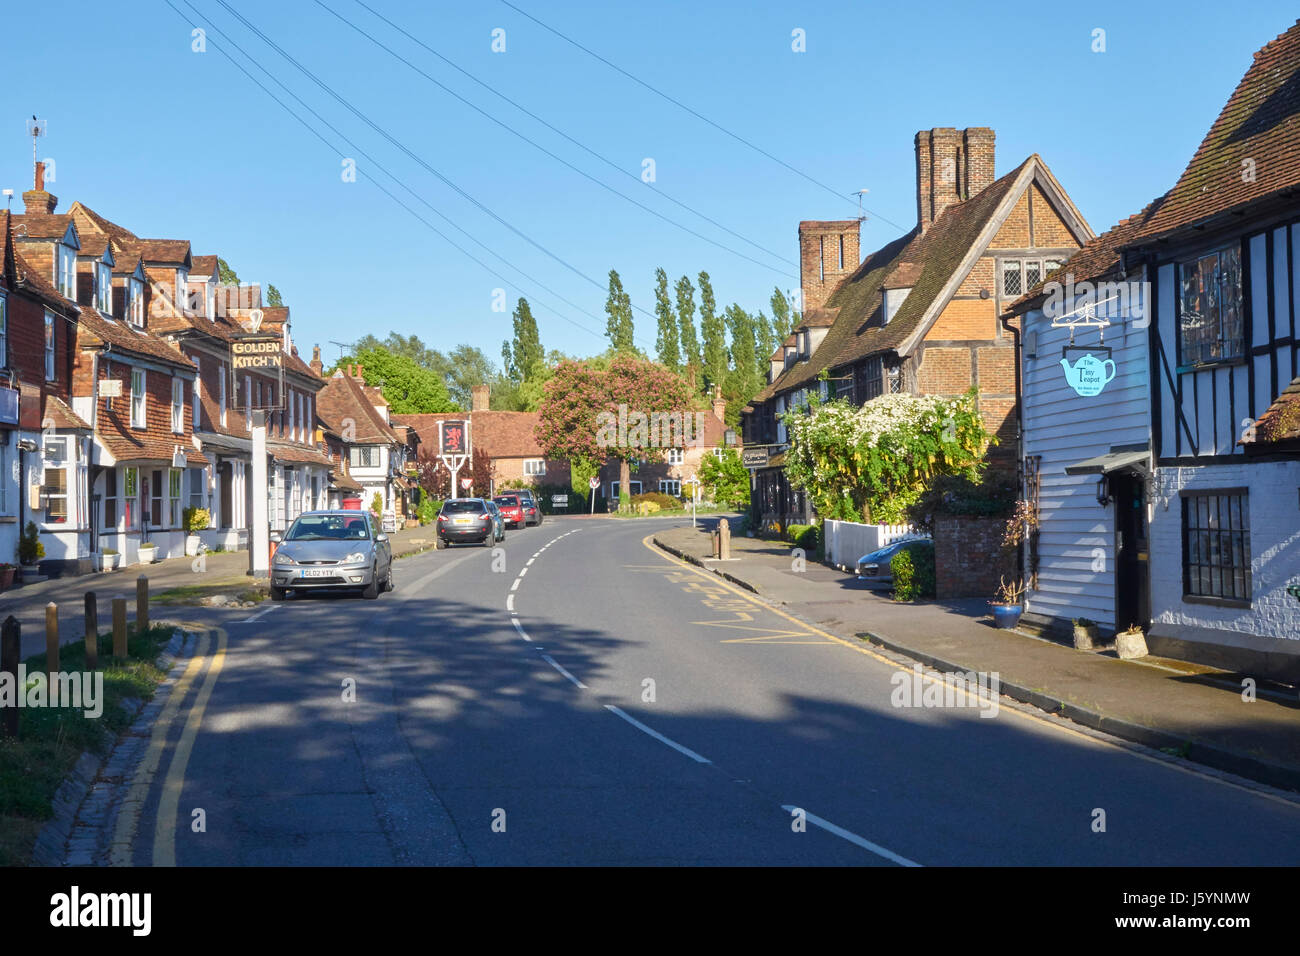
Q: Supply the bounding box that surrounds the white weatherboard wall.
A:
[1021,275,1150,631]
[823,520,917,569]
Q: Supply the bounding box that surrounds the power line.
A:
[328,0,796,272]
[496,0,911,233]
[169,0,626,349]
[211,0,662,330]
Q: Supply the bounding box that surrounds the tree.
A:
[782,389,994,523]
[329,344,455,414]
[722,304,759,426]
[653,268,680,372]
[217,257,239,286]
[535,357,693,512]
[503,297,544,383]
[266,284,284,307]
[698,271,727,391]
[675,275,700,376]
[771,286,799,337]
[417,445,491,498]
[699,448,750,509]
[604,269,635,354]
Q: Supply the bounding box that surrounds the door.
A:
[1112,471,1150,632]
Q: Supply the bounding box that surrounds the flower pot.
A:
[1073,623,1100,650]
[100,552,119,572]
[0,567,14,590]
[137,546,157,565]
[185,534,202,557]
[991,603,1023,630]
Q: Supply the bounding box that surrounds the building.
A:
[742,128,1094,530]
[317,364,415,520]
[595,389,730,502]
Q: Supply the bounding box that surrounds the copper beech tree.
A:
[535,357,695,510]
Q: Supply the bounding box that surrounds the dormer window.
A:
[57,244,76,299]
[96,262,112,315]
[126,278,144,327]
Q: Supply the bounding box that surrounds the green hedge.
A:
[891,543,936,602]
[786,523,819,554]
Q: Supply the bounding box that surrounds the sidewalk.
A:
[0,525,437,660]
[654,518,1300,792]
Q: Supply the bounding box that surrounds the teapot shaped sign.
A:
[1059,351,1117,397]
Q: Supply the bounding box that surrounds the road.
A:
[115,516,1300,865]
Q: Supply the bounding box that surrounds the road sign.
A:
[460,477,472,490]
[588,476,600,490]
[742,446,771,468]
[552,494,568,510]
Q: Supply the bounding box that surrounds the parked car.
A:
[855,538,934,589]
[485,500,507,542]
[437,498,497,547]
[493,494,526,529]
[270,510,393,601]
[501,489,543,526]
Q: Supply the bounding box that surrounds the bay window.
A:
[42,435,70,524]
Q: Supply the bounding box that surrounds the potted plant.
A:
[137,541,158,565]
[16,521,44,574]
[183,506,211,556]
[1115,623,1149,660]
[1072,617,1100,650]
[0,562,15,590]
[990,576,1026,629]
[100,549,119,572]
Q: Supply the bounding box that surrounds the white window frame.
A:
[102,466,119,530]
[192,356,201,427]
[96,262,112,314]
[42,435,71,525]
[57,244,76,299]
[128,277,144,327]
[523,459,546,476]
[658,479,682,497]
[131,368,147,428]
[168,468,183,527]
[44,311,55,381]
[665,448,684,466]
[219,363,227,427]
[171,378,184,434]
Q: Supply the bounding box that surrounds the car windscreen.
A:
[493,497,519,507]
[286,515,371,541]
[441,500,486,514]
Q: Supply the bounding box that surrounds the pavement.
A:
[69,514,1300,866]
[653,517,1300,792]
[0,524,438,660]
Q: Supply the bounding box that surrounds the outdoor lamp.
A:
[1096,475,1111,507]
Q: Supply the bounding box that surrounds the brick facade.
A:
[934,514,1017,600]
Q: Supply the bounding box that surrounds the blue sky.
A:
[4,1,1296,367]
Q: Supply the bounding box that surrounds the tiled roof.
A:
[10,247,76,312]
[67,201,138,243]
[395,412,544,459]
[97,428,209,467]
[191,255,218,276]
[11,212,76,241]
[41,394,91,431]
[1130,20,1300,241]
[1245,375,1300,444]
[317,373,401,445]
[76,305,195,369]
[268,441,332,467]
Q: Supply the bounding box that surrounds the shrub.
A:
[417,497,441,525]
[16,521,44,564]
[636,500,661,515]
[786,523,819,555]
[183,507,211,534]
[370,493,384,516]
[891,543,936,602]
[630,491,679,511]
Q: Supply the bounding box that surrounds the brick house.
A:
[394,385,572,500]
[741,128,1094,530]
[317,364,415,521]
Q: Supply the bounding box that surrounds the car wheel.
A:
[270,585,287,601]
[362,566,380,599]
[382,562,394,592]
[436,536,448,550]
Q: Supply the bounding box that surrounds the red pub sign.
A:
[440,420,468,455]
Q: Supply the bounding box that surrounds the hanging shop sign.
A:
[1060,347,1117,398]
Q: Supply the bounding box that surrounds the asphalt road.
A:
[119,516,1300,866]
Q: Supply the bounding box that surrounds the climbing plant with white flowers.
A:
[783,388,994,523]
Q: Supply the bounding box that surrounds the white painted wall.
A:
[823,519,919,569]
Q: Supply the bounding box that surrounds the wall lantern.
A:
[1096,474,1111,507]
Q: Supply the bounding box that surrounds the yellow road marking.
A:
[153,627,228,866]
[640,533,1300,808]
[109,631,211,867]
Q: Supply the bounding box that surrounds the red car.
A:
[493,494,525,528]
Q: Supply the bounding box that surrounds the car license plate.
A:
[300,569,333,578]
[454,518,471,525]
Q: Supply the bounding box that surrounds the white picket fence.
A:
[822,520,920,570]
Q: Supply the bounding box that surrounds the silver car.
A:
[269,510,394,601]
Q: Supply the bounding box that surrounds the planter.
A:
[0,567,14,590]
[137,546,158,565]
[100,552,120,572]
[1115,629,1149,660]
[1072,622,1100,650]
[185,534,202,557]
[990,603,1023,630]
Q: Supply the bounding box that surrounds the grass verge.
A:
[153,583,267,606]
[0,624,177,866]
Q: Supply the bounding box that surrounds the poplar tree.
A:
[604,269,636,354]
[653,268,680,372]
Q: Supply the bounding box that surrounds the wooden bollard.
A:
[45,602,59,674]
[84,592,99,671]
[113,598,128,659]
[2,616,19,738]
[719,518,731,560]
[136,575,149,635]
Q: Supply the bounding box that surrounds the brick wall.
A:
[934,514,1017,599]
[1029,184,1078,247]
[915,346,972,394]
[96,359,191,449]
[956,257,995,296]
[990,192,1031,247]
[799,220,860,312]
[927,297,997,340]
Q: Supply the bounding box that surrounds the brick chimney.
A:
[471,384,490,412]
[310,345,323,376]
[353,363,364,385]
[798,220,860,313]
[23,161,57,215]
[711,386,726,423]
[916,128,995,232]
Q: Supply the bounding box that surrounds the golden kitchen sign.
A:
[231,337,283,370]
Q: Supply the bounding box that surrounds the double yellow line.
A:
[109,627,228,867]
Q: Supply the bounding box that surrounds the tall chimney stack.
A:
[471,384,490,412]
[23,161,57,215]
[310,345,323,377]
[916,127,995,232]
[797,220,861,314]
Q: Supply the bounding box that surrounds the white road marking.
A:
[518,567,528,577]
[512,618,531,642]
[780,805,922,867]
[525,557,535,566]
[542,654,587,689]
[604,706,712,764]
[510,578,521,592]
[233,604,280,624]
[506,594,514,612]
